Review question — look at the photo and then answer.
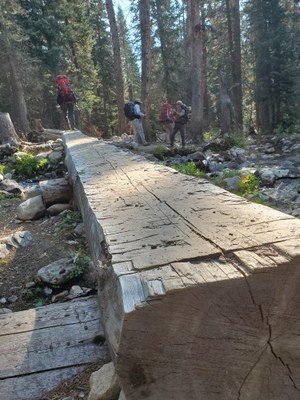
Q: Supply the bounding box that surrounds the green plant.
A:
[11,154,48,178]
[0,164,7,175]
[152,145,172,160]
[70,251,91,279]
[226,133,248,148]
[203,129,220,142]
[239,174,261,195]
[210,169,241,187]
[34,298,47,308]
[172,162,207,178]
[63,210,82,226]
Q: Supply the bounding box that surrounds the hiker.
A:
[56,74,77,130]
[132,99,150,146]
[170,100,187,148]
[159,99,174,145]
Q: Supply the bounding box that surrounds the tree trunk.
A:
[218,72,232,135]
[140,0,152,139]
[226,0,243,132]
[7,56,30,134]
[105,0,126,136]
[0,113,21,146]
[189,0,204,143]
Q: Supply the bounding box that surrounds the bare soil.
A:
[0,199,95,312]
[0,198,99,400]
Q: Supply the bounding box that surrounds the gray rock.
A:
[223,176,241,191]
[48,150,63,163]
[0,179,23,195]
[0,243,9,259]
[22,185,42,200]
[17,195,46,220]
[47,203,71,216]
[37,257,76,285]
[88,362,120,400]
[0,308,12,314]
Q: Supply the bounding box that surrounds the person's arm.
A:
[134,104,144,118]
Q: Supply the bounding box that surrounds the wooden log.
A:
[0,296,110,400]
[40,177,73,207]
[64,131,300,400]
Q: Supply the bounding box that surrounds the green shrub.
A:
[0,164,7,175]
[63,210,82,226]
[70,251,91,279]
[152,145,172,160]
[172,162,207,178]
[12,154,48,178]
[239,174,261,195]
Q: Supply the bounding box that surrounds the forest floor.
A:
[0,199,99,400]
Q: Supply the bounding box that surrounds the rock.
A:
[48,150,63,163]
[0,179,23,195]
[74,222,85,237]
[0,308,12,314]
[0,243,9,259]
[118,391,126,400]
[22,185,42,200]
[8,295,18,303]
[37,257,76,285]
[11,231,32,248]
[223,175,241,191]
[0,190,15,198]
[69,285,84,297]
[88,362,120,400]
[47,203,71,216]
[17,195,46,220]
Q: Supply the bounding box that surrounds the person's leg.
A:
[61,104,70,129]
[136,119,148,145]
[67,103,76,129]
[179,124,186,147]
[170,124,178,147]
[165,123,173,145]
[132,119,141,143]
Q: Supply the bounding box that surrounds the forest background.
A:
[0,0,299,143]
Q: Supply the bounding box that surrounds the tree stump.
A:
[0,112,20,146]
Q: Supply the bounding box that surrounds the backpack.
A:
[56,74,74,101]
[180,104,189,124]
[159,103,173,123]
[124,101,136,121]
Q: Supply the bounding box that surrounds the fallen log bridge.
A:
[64,131,300,400]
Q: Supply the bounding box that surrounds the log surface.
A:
[64,131,300,400]
[0,296,110,399]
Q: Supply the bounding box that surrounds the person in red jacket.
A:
[159,99,174,145]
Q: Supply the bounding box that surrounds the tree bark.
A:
[189,0,204,143]
[226,0,243,132]
[40,178,73,207]
[140,0,152,139]
[0,112,21,146]
[105,0,126,136]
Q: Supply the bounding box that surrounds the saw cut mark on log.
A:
[63,132,300,400]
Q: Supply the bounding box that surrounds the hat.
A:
[176,100,183,105]
[134,99,142,104]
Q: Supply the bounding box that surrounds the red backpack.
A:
[159,103,173,123]
[56,74,73,98]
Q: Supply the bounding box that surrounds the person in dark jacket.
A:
[170,100,186,148]
[56,88,77,130]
